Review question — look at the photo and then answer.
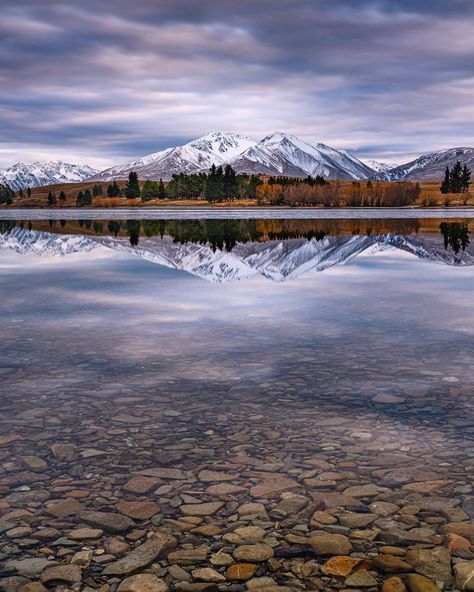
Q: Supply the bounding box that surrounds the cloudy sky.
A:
[1,0,473,169]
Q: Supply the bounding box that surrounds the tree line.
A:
[440,161,471,194]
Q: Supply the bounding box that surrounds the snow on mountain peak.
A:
[0,160,98,191]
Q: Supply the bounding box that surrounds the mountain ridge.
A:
[0,161,98,191]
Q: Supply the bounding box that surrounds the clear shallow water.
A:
[1,216,474,591]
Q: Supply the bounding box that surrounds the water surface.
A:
[1,215,473,591]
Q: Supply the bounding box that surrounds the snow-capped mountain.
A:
[0,161,98,191]
[90,132,256,182]
[228,132,374,180]
[1,227,473,284]
[373,147,474,181]
[90,131,375,182]
[364,160,399,174]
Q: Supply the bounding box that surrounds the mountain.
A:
[90,131,375,182]
[89,132,256,182]
[228,132,375,180]
[0,161,98,191]
[373,147,474,181]
[364,160,398,174]
[1,227,473,284]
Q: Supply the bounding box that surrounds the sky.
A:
[1,0,474,170]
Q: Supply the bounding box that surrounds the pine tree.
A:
[141,180,160,201]
[158,179,167,199]
[107,180,120,197]
[92,183,103,197]
[59,190,66,202]
[440,166,451,194]
[76,191,84,206]
[461,164,471,193]
[223,165,237,201]
[125,171,140,198]
[205,165,217,202]
[26,186,31,198]
[47,191,57,206]
[82,189,92,205]
[450,161,463,193]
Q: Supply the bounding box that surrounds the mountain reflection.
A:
[0,218,473,283]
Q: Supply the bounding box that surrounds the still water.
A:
[1,214,474,591]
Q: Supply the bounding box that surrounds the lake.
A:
[1,212,474,591]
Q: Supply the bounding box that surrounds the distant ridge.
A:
[0,161,98,191]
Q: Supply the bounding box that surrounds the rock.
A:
[168,547,209,565]
[442,522,474,539]
[309,533,352,556]
[21,456,48,470]
[180,501,224,516]
[78,510,135,533]
[320,556,362,577]
[338,512,378,527]
[136,467,186,480]
[343,484,388,497]
[378,527,436,545]
[198,470,235,482]
[17,584,48,592]
[210,552,234,566]
[123,476,160,494]
[117,574,168,592]
[207,483,246,495]
[67,527,103,540]
[311,510,338,525]
[50,443,76,461]
[226,563,258,581]
[103,533,177,575]
[116,500,160,520]
[233,543,274,562]
[46,497,83,518]
[382,576,407,592]
[405,546,452,585]
[345,569,378,587]
[41,565,82,584]
[223,526,266,545]
[71,549,93,568]
[454,561,474,591]
[406,574,438,592]
[191,568,226,583]
[250,477,300,498]
[370,501,399,517]
[5,558,56,577]
[373,555,413,573]
[446,532,473,553]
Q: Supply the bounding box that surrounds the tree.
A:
[141,180,160,201]
[59,190,66,202]
[125,171,140,198]
[450,161,463,193]
[158,179,167,199]
[440,166,451,193]
[92,183,103,197]
[26,186,31,198]
[223,165,237,200]
[107,180,120,197]
[0,184,13,205]
[83,189,92,205]
[47,191,57,206]
[462,164,471,193]
[76,191,84,206]
[18,188,24,198]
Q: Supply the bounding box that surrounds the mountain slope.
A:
[228,132,374,180]
[1,228,473,283]
[90,131,376,182]
[90,132,256,182]
[373,147,474,181]
[364,160,399,174]
[0,161,98,191]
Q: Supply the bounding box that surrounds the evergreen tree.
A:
[450,161,463,193]
[440,166,451,194]
[141,180,160,201]
[107,180,120,197]
[83,189,92,205]
[223,165,237,200]
[76,191,84,206]
[461,164,471,193]
[0,184,13,205]
[158,179,167,199]
[47,191,57,206]
[26,186,31,198]
[59,190,66,202]
[125,171,140,198]
[92,183,103,197]
[205,165,217,202]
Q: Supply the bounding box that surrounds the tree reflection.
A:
[439,222,470,254]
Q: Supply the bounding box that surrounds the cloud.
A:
[0,1,473,167]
